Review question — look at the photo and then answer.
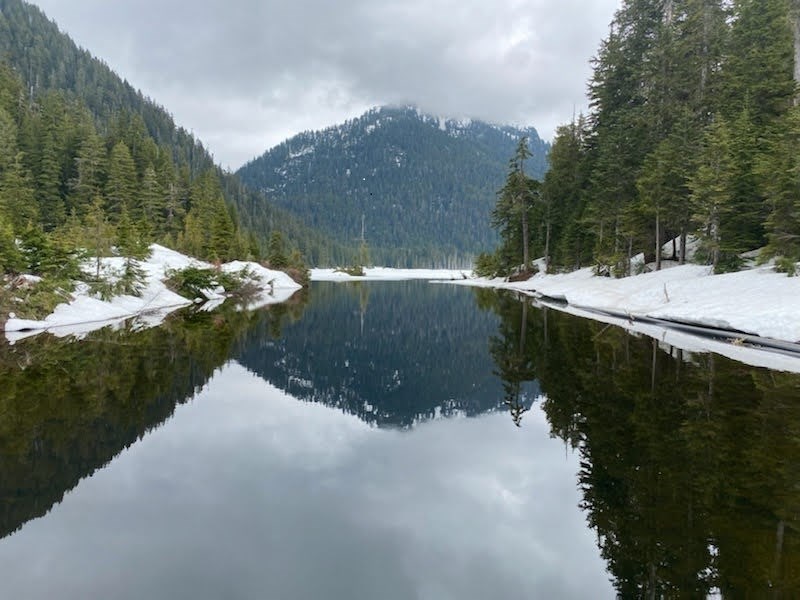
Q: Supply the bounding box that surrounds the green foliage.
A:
[164,265,251,301]
[0,214,23,274]
[0,0,327,268]
[473,251,501,278]
[285,248,310,287]
[490,137,542,276]
[774,256,798,275]
[477,0,800,277]
[336,266,365,276]
[6,276,75,320]
[237,106,550,267]
[267,231,288,269]
[18,225,81,280]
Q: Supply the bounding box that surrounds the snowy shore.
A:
[455,261,800,373]
[463,263,800,343]
[310,267,471,281]
[4,244,301,343]
[312,261,800,371]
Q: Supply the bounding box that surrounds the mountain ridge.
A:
[238,106,550,267]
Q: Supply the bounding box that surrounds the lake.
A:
[1,281,798,598]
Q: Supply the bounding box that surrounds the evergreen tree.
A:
[0,152,39,232]
[83,195,115,279]
[723,0,795,128]
[636,114,695,270]
[68,128,106,217]
[689,118,736,271]
[542,118,591,271]
[758,105,800,270]
[267,231,288,269]
[0,212,23,274]
[491,137,538,274]
[115,205,150,295]
[105,141,137,218]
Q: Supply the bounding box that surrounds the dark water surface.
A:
[1,281,799,598]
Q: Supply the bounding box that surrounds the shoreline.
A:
[3,244,302,343]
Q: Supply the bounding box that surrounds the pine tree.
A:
[115,205,150,295]
[758,105,800,269]
[689,118,735,271]
[0,212,23,274]
[268,231,288,269]
[140,165,165,234]
[68,129,106,217]
[105,141,137,219]
[0,152,39,231]
[83,195,115,279]
[723,0,795,128]
[636,114,695,270]
[491,137,537,274]
[542,118,591,271]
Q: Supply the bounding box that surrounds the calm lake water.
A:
[1,281,799,598]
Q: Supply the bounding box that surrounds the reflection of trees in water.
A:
[0,297,308,542]
[235,282,507,427]
[488,294,535,427]
[481,292,800,597]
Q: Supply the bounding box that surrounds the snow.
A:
[4,244,301,342]
[311,268,472,282]
[493,263,800,342]
[459,260,800,372]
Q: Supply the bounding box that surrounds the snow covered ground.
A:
[4,244,301,343]
[457,261,800,373]
[311,267,471,281]
[465,263,800,342]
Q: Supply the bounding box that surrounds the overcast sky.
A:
[31,0,620,170]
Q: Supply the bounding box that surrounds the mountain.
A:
[237,106,550,267]
[0,0,343,263]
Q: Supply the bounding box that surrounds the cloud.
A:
[0,364,612,599]
[32,0,619,168]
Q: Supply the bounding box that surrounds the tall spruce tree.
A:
[689,118,736,271]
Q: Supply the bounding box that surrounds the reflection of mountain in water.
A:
[234,281,529,427]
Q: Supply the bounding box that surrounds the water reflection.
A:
[233,282,511,426]
[0,363,609,600]
[0,295,308,541]
[4,280,799,597]
[481,290,800,597]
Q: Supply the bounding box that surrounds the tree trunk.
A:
[521,197,530,271]
[711,212,720,271]
[680,228,687,265]
[544,220,551,274]
[655,209,662,271]
[793,0,800,105]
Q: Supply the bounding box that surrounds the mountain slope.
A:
[0,0,343,262]
[237,106,550,267]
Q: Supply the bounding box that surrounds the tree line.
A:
[0,62,257,281]
[482,0,800,277]
[0,0,346,275]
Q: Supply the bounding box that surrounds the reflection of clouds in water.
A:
[0,363,612,599]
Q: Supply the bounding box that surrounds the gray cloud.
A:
[0,364,613,599]
[32,0,619,169]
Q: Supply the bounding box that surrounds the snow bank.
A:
[311,267,471,282]
[463,261,800,370]
[222,260,302,290]
[4,244,301,342]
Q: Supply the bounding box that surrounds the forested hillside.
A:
[482,0,800,278]
[0,0,343,270]
[237,106,549,267]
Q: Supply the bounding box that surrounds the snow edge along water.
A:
[3,244,302,343]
